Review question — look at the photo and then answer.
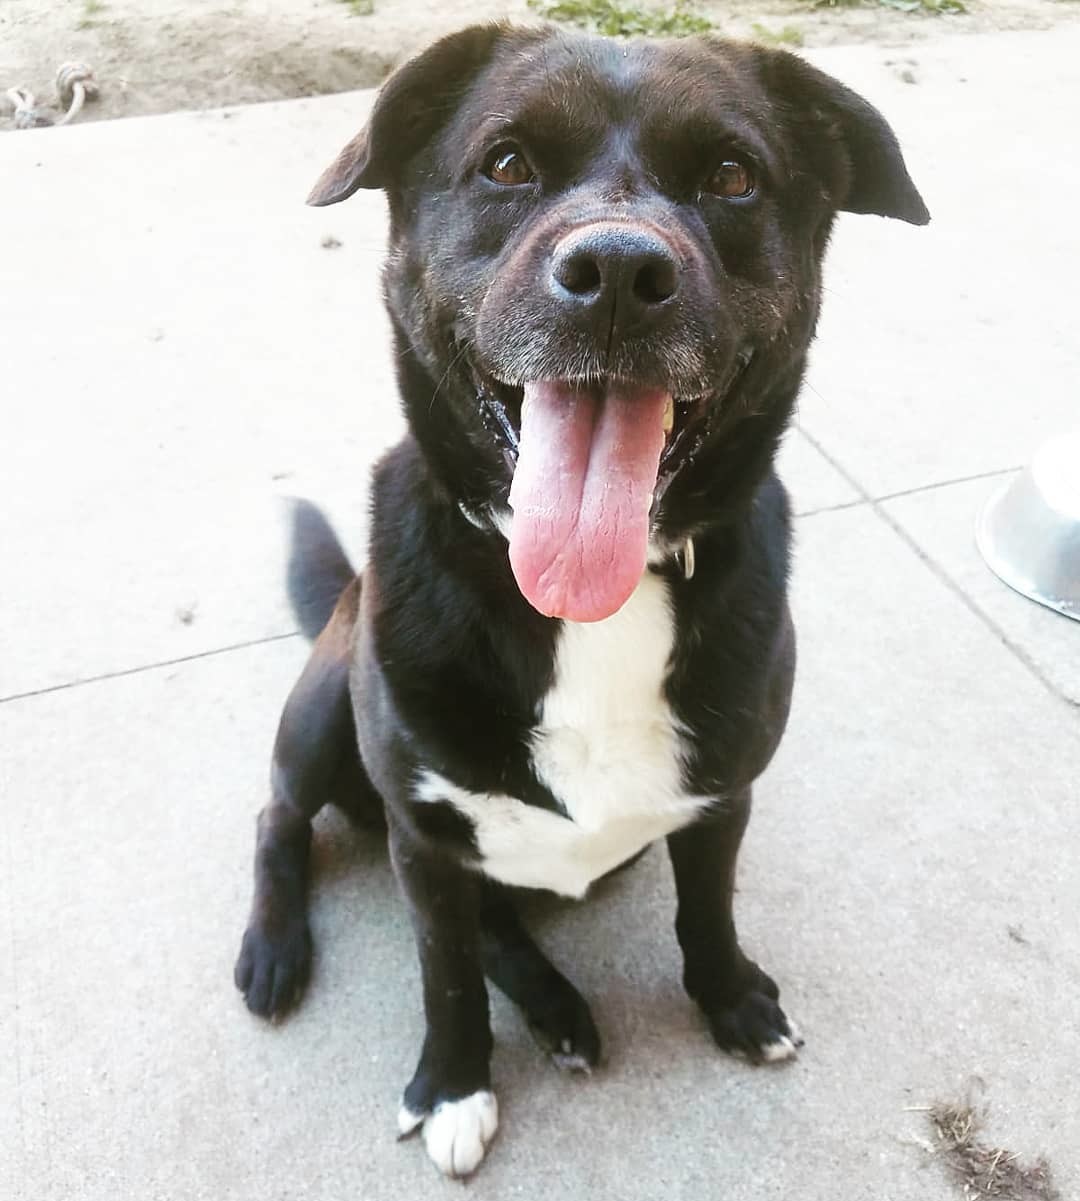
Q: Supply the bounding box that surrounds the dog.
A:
[234,22,927,1178]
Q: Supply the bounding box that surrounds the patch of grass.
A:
[928,1101,1061,1201]
[75,0,106,27]
[527,0,712,37]
[750,21,805,46]
[337,0,374,15]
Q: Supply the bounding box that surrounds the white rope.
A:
[55,63,98,126]
[2,62,98,130]
[4,86,51,129]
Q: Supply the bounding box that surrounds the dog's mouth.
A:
[469,362,749,624]
[475,371,712,479]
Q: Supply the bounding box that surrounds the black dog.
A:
[235,23,927,1177]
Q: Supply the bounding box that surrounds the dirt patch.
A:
[927,1100,1061,1201]
[2,0,1080,127]
[1,1,396,126]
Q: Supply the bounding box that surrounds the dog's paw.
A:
[706,991,802,1063]
[398,1090,499,1178]
[527,991,602,1073]
[697,965,803,1065]
[233,918,312,1019]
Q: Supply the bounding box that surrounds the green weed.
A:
[75,0,105,27]
[526,0,712,37]
[750,21,805,45]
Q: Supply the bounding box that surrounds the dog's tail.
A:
[286,499,357,642]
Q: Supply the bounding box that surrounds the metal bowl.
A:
[976,430,1080,622]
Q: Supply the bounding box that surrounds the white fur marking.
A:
[414,573,713,897]
[761,1036,799,1063]
[420,1090,498,1178]
[397,1105,425,1137]
[551,1044,593,1074]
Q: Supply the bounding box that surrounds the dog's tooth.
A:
[662,395,675,433]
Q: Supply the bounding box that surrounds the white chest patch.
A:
[413,572,713,898]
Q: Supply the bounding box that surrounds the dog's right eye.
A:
[483,145,536,187]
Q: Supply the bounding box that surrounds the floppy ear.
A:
[307,23,511,206]
[760,49,930,226]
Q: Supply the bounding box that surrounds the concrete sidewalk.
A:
[3,27,1079,1201]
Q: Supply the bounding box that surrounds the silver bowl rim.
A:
[975,472,1080,623]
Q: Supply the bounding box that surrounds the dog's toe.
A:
[550,1038,596,1074]
[527,990,602,1073]
[396,1104,426,1138]
[234,920,312,1019]
[704,988,802,1065]
[400,1091,498,1178]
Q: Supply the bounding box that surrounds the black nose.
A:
[550,224,679,334]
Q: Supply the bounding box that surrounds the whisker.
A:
[429,341,471,414]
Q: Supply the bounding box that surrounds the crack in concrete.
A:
[0,631,301,705]
[797,430,1076,710]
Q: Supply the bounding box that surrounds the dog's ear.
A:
[759,49,929,226]
[307,23,511,206]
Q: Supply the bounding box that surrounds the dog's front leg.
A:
[390,820,497,1178]
[667,788,802,1064]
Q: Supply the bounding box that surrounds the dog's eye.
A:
[483,145,535,187]
[703,160,755,200]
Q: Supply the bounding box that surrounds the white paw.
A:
[398,1090,499,1178]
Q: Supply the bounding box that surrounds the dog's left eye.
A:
[703,160,756,200]
[483,145,536,187]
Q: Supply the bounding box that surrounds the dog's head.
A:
[310,24,927,621]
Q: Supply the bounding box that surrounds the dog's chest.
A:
[415,573,710,897]
[531,571,691,830]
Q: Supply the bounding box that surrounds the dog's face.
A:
[310,26,927,621]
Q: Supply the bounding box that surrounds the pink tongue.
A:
[508,380,669,622]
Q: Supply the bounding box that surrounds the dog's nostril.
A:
[554,252,603,296]
[633,258,678,305]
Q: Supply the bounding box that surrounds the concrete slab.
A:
[776,427,860,516]
[801,31,1080,498]
[1,94,394,700]
[4,505,1080,1201]
[884,472,1080,705]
